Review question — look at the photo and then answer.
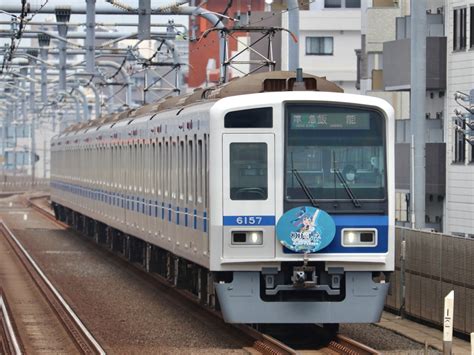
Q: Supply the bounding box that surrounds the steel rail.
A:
[0,288,23,355]
[28,195,380,355]
[329,334,380,355]
[0,220,105,355]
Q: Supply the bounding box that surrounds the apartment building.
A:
[281,0,362,93]
[360,0,474,235]
[445,0,474,236]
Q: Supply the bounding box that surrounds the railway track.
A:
[0,216,105,355]
[0,288,23,355]
[27,195,379,355]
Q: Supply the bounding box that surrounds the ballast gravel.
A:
[0,203,249,354]
[339,323,441,354]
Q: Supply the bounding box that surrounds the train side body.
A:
[51,89,395,324]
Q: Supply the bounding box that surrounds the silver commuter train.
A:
[51,71,394,324]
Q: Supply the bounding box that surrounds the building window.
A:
[325,0,341,8]
[453,7,467,51]
[471,141,474,163]
[324,0,360,8]
[453,119,466,163]
[306,37,334,55]
[471,6,474,48]
[346,0,361,8]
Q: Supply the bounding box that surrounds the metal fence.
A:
[0,175,49,192]
[386,227,473,335]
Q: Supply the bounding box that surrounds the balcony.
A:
[372,0,398,6]
[395,142,446,196]
[383,37,446,91]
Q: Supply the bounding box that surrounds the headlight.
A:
[231,231,263,245]
[342,229,377,247]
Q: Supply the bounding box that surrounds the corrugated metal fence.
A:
[0,175,49,192]
[386,227,473,335]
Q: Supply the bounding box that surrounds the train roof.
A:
[61,70,343,135]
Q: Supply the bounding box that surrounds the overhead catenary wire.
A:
[186,0,313,57]
[0,0,49,76]
[0,0,29,75]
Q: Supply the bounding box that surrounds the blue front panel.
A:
[323,215,388,253]
[281,214,388,254]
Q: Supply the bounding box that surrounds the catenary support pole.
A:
[410,0,427,229]
[40,48,48,104]
[74,86,90,121]
[21,66,28,124]
[287,0,300,71]
[85,0,96,75]
[29,58,37,185]
[57,24,68,91]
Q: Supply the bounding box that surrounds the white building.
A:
[281,0,362,93]
[444,0,474,236]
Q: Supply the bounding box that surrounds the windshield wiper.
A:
[334,169,362,208]
[291,169,319,208]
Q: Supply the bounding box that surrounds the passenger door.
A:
[222,134,275,259]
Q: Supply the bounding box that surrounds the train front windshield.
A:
[285,104,386,204]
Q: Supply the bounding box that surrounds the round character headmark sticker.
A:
[276,206,336,253]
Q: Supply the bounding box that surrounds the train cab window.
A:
[224,107,272,128]
[230,143,268,200]
[285,104,386,202]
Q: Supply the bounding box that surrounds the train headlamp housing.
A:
[231,231,263,245]
[341,228,377,247]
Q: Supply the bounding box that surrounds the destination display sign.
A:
[290,112,370,130]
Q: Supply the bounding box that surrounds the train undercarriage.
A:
[53,202,389,326]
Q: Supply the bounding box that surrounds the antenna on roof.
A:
[295,68,303,83]
[292,68,306,91]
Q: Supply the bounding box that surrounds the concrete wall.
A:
[366,7,400,52]
[444,0,474,236]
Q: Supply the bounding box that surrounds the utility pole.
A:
[410,0,427,229]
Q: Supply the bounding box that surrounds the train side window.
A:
[188,139,194,203]
[197,139,203,204]
[171,140,176,199]
[134,144,138,191]
[224,107,273,128]
[204,134,208,208]
[229,143,268,200]
[179,139,184,200]
[193,135,198,204]
[141,143,144,191]
[158,141,162,196]
[165,141,169,197]
[151,142,155,195]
